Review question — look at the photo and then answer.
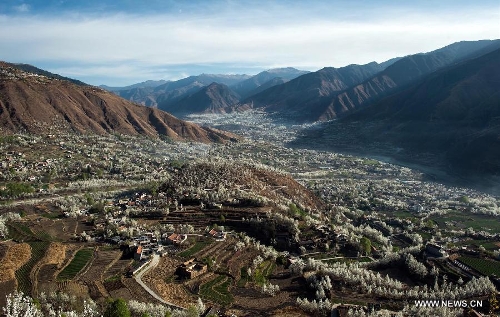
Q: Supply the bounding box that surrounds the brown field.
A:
[37,264,61,292]
[0,242,31,282]
[103,257,133,281]
[0,279,17,309]
[29,216,90,241]
[36,243,80,296]
[143,256,195,308]
[106,279,135,300]
[121,276,163,303]
[51,280,89,297]
[270,306,310,317]
[227,247,259,279]
[231,270,308,314]
[0,243,8,258]
[42,242,67,265]
[78,248,122,299]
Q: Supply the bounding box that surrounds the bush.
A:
[0,182,34,198]
[104,298,130,317]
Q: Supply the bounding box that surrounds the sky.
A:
[0,0,499,86]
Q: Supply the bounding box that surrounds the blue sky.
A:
[0,0,499,86]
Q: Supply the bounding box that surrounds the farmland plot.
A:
[0,242,32,305]
[103,257,134,281]
[32,242,67,296]
[199,274,234,306]
[15,242,49,295]
[57,248,94,281]
[78,249,122,299]
[142,256,195,308]
[458,256,500,276]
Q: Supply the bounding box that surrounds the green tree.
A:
[360,237,372,255]
[104,298,130,317]
[148,181,159,197]
[459,195,470,204]
[1,182,34,198]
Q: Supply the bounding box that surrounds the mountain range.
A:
[101,40,499,123]
[290,44,500,180]
[241,40,500,122]
[162,82,241,115]
[0,62,238,143]
[102,68,307,115]
[231,67,309,99]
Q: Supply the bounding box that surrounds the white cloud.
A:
[13,4,30,12]
[0,3,498,85]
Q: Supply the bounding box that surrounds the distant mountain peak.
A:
[231,67,309,99]
[162,81,240,115]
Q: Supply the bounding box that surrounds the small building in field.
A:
[176,258,207,279]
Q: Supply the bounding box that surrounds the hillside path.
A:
[134,254,185,310]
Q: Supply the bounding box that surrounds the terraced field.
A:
[185,271,215,293]
[199,274,234,306]
[253,260,276,286]
[57,248,94,281]
[191,240,227,260]
[79,249,122,299]
[15,241,50,295]
[178,240,213,258]
[103,257,134,281]
[458,256,500,276]
[227,247,259,279]
[5,222,54,295]
[216,243,238,265]
[7,222,40,242]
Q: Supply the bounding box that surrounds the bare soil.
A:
[0,242,31,282]
[42,242,67,265]
[78,249,122,299]
[142,256,196,308]
[103,257,133,280]
[121,276,163,304]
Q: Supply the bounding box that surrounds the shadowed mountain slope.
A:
[291,47,500,177]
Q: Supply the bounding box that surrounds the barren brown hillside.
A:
[0,62,238,143]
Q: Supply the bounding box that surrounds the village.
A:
[0,113,500,316]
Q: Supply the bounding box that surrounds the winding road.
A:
[134,254,185,310]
